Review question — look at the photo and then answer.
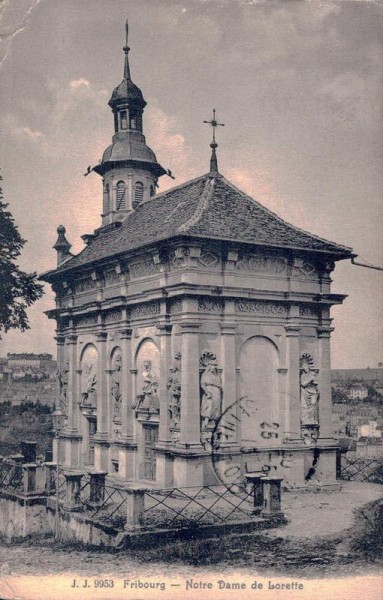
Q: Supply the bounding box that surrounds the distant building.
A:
[332,368,383,384]
[356,437,383,459]
[358,421,381,439]
[348,384,369,401]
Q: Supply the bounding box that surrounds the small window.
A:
[130,116,136,129]
[134,181,144,206]
[150,185,155,197]
[104,183,110,212]
[120,110,127,130]
[116,181,126,210]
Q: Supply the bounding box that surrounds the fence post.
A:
[336,447,342,480]
[261,476,284,519]
[88,471,107,507]
[21,441,38,463]
[125,487,145,530]
[245,474,265,515]
[63,472,84,511]
[44,462,57,494]
[22,463,37,495]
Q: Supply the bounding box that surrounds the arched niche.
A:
[134,338,160,411]
[80,344,98,408]
[238,336,279,446]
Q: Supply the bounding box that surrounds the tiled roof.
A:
[42,173,352,278]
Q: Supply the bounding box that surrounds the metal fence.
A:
[140,483,254,530]
[0,460,23,493]
[338,455,383,483]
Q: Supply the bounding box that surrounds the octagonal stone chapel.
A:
[41,22,353,489]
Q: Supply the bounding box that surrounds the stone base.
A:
[60,433,82,468]
[173,455,205,487]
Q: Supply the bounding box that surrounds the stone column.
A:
[284,324,301,441]
[317,326,335,440]
[179,322,202,448]
[94,332,109,471]
[64,334,81,467]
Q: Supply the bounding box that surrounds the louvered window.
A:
[116,181,126,210]
[134,181,144,205]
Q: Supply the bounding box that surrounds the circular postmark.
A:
[206,395,296,499]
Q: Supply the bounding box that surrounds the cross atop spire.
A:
[123,19,131,80]
[203,109,225,174]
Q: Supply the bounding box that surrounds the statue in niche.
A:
[167,352,182,426]
[134,360,159,411]
[200,351,223,431]
[81,363,97,407]
[57,363,69,415]
[111,350,122,421]
[300,353,320,443]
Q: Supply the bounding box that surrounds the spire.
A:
[203,109,225,175]
[123,19,131,80]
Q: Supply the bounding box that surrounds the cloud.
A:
[69,78,91,90]
[14,125,44,138]
[146,104,196,190]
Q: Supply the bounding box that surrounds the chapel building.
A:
[41,22,353,489]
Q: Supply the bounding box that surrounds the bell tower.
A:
[93,21,166,225]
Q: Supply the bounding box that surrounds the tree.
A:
[0,172,44,336]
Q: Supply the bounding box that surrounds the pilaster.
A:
[157,324,173,445]
[93,331,109,470]
[219,321,238,447]
[317,326,334,439]
[179,322,203,449]
[284,323,301,441]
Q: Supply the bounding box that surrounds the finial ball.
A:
[57,225,66,234]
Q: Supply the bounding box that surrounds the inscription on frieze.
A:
[235,300,287,315]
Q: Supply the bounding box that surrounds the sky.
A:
[0,0,382,368]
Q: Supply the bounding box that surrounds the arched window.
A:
[150,185,155,197]
[104,183,110,212]
[120,110,127,130]
[116,181,126,210]
[134,181,144,206]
